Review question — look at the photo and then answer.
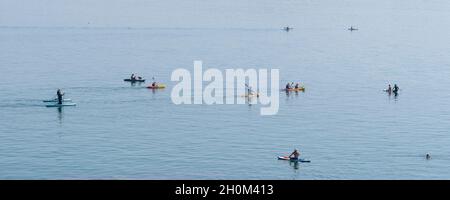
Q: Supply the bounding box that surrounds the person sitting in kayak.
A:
[130,74,136,80]
[289,149,300,159]
[56,89,64,104]
[152,82,157,87]
[285,83,291,90]
[393,84,399,93]
[295,83,300,89]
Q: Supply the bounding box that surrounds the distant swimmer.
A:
[426,154,431,160]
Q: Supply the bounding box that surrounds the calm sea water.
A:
[1,0,450,179]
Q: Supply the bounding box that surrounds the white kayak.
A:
[278,156,311,163]
[46,103,77,107]
[43,98,72,103]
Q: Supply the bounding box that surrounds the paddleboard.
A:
[43,98,72,103]
[278,156,310,163]
[46,103,77,107]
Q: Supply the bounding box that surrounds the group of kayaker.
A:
[130,73,143,81]
[386,84,400,94]
[127,74,164,88]
[285,82,301,90]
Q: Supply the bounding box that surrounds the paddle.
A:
[244,84,254,93]
[244,84,259,97]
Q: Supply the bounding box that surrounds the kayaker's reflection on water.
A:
[130,81,143,87]
[285,90,299,99]
[57,107,63,124]
[289,160,300,170]
[246,96,257,106]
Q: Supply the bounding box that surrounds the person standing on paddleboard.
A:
[387,84,392,93]
[289,149,300,159]
[393,84,399,93]
[56,89,64,104]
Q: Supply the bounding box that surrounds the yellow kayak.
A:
[282,87,305,92]
[147,84,166,89]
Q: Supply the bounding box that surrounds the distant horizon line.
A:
[0,25,290,31]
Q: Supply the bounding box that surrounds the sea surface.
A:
[1,0,450,179]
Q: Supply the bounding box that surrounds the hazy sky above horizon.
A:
[0,0,300,28]
[1,0,449,28]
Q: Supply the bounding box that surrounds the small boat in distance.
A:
[283,26,293,31]
[281,87,305,92]
[125,73,145,82]
[278,156,310,163]
[348,26,358,31]
[124,78,145,82]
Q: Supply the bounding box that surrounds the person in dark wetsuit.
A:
[130,74,136,80]
[393,84,399,93]
[56,89,64,104]
[289,149,300,160]
[286,83,291,90]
